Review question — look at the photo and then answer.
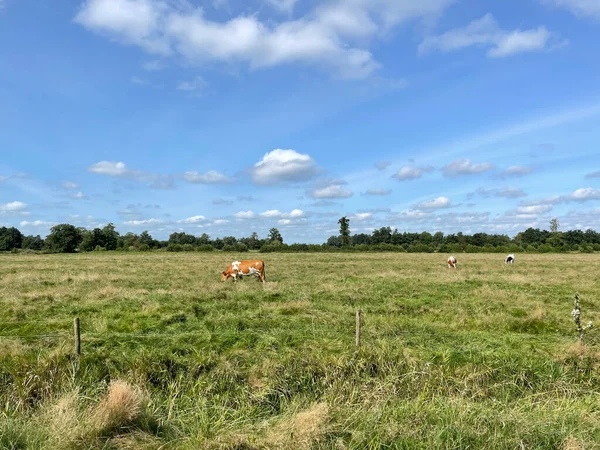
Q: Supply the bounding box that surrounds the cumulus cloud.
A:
[265,0,298,15]
[414,196,452,209]
[74,0,455,79]
[419,14,561,58]
[213,219,229,225]
[541,0,600,19]
[183,170,231,184]
[0,201,27,212]
[362,189,392,196]
[395,210,433,220]
[442,159,494,177]
[251,149,317,185]
[259,209,304,218]
[351,212,372,221]
[521,188,600,208]
[178,215,206,224]
[234,210,255,219]
[278,219,292,225]
[309,184,353,199]
[393,165,434,181]
[89,160,173,189]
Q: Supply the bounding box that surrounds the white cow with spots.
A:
[447,256,457,269]
[505,254,515,264]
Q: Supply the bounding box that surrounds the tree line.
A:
[0,217,599,254]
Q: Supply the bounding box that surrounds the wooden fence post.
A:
[74,317,81,357]
[355,310,361,347]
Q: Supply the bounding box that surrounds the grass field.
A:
[1,252,600,449]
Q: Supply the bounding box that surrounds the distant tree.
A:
[338,216,350,246]
[222,236,237,246]
[196,233,210,246]
[22,234,44,250]
[102,223,119,250]
[0,227,23,251]
[327,235,342,247]
[550,218,560,232]
[371,227,392,245]
[351,233,372,246]
[248,232,261,250]
[268,228,283,244]
[45,224,82,253]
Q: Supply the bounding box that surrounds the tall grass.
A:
[1,253,600,449]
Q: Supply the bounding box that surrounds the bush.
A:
[94,245,106,252]
[196,244,214,252]
[235,243,249,252]
[167,243,183,252]
[222,244,236,252]
[139,244,150,252]
[407,244,434,253]
[183,244,195,252]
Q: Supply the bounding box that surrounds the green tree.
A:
[45,224,83,253]
[0,227,23,251]
[102,223,119,250]
[550,218,559,232]
[22,235,44,250]
[338,216,350,246]
[268,228,283,244]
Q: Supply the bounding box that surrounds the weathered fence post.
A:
[74,317,81,357]
[355,310,361,347]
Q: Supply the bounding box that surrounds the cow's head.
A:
[221,270,229,281]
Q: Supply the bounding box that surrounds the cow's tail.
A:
[262,261,266,282]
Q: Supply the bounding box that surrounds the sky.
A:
[1,0,600,243]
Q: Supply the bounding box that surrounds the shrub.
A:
[235,243,249,252]
[196,244,214,252]
[183,244,195,252]
[139,244,150,252]
[167,243,183,252]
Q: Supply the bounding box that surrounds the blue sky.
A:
[1,0,600,243]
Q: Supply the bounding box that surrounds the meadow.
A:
[1,252,600,449]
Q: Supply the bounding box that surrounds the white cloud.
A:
[393,165,433,181]
[310,184,353,199]
[183,170,231,184]
[20,220,55,227]
[498,165,533,178]
[569,187,600,201]
[414,196,452,209]
[177,76,207,92]
[517,204,553,214]
[178,215,206,224]
[252,149,317,185]
[89,160,174,188]
[0,201,27,212]
[395,210,432,220]
[124,218,164,225]
[352,212,372,221]
[442,159,494,177]
[259,208,304,218]
[73,191,87,199]
[278,219,292,225]
[362,189,392,196]
[541,0,600,19]
[75,0,455,79]
[213,219,229,225]
[61,181,79,189]
[419,14,558,58]
[234,210,255,219]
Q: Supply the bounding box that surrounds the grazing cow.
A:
[447,256,457,269]
[505,254,515,264]
[221,260,266,283]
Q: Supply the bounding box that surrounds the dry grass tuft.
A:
[45,390,81,447]
[563,435,585,450]
[91,380,145,435]
[262,402,329,449]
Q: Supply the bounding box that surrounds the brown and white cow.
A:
[221,260,266,283]
[447,256,457,269]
